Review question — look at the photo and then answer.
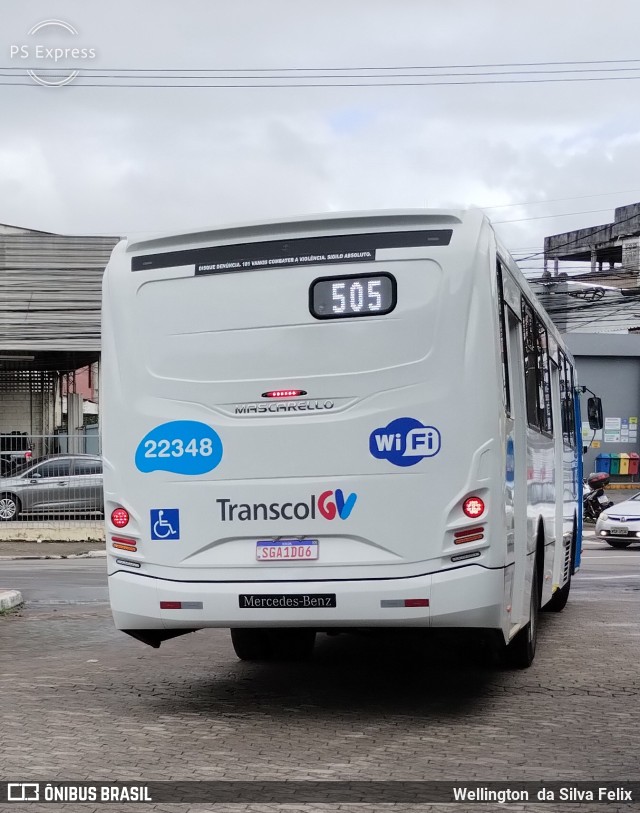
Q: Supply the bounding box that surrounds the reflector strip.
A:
[111,535,137,544]
[113,543,137,552]
[115,559,141,568]
[380,599,429,608]
[159,601,203,610]
[451,550,481,563]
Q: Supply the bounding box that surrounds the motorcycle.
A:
[583,472,614,523]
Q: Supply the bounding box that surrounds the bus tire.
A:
[268,629,316,662]
[545,523,575,613]
[230,628,272,661]
[505,558,539,669]
[606,540,632,549]
[545,578,570,613]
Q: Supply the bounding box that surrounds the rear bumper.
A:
[109,564,505,631]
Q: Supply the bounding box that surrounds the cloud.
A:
[1,0,640,261]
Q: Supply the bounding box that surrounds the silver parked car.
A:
[0,454,103,521]
[595,492,640,548]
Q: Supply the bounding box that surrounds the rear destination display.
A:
[310,273,396,319]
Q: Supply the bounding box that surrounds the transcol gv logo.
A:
[370,417,441,467]
[216,489,357,521]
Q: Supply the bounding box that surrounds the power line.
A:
[5,74,640,89]
[494,207,615,224]
[3,57,640,72]
[481,188,640,210]
[7,66,640,80]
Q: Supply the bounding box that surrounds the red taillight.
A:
[463,497,485,519]
[25,451,32,460]
[454,526,485,544]
[261,389,307,398]
[111,535,137,552]
[111,508,130,528]
[454,526,484,538]
[160,601,182,609]
[404,598,429,607]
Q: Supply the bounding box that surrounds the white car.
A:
[595,494,640,548]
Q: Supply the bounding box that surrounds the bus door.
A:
[505,306,528,638]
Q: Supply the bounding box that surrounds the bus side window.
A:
[559,350,572,447]
[559,350,568,446]
[496,261,511,415]
[536,320,553,434]
[566,360,576,446]
[521,297,553,435]
[521,299,539,428]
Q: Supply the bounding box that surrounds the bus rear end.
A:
[103,210,507,653]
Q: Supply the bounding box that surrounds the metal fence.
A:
[0,432,104,536]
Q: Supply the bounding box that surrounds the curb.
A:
[0,589,23,611]
[0,550,106,561]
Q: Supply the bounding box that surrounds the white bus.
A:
[102,209,585,668]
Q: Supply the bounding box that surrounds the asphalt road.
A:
[4,529,639,604]
[2,533,640,813]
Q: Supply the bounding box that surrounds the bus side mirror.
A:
[587,397,603,430]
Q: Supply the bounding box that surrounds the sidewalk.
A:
[0,540,106,559]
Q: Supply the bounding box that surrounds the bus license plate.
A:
[256,539,319,561]
[610,528,628,535]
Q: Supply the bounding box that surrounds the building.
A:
[0,223,118,452]
[565,333,640,476]
[536,203,640,334]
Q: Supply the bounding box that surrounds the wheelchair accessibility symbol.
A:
[150,508,180,540]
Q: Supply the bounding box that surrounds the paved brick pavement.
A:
[1,566,639,813]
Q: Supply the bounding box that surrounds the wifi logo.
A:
[370,417,441,467]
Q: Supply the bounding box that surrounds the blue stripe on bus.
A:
[574,390,583,571]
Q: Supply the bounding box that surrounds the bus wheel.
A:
[269,629,316,662]
[607,540,632,549]
[545,578,570,613]
[505,560,539,669]
[230,629,272,661]
[546,525,575,613]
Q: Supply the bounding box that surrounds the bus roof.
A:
[114,208,571,362]
[123,208,474,255]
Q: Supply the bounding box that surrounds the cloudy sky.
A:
[2,0,640,271]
